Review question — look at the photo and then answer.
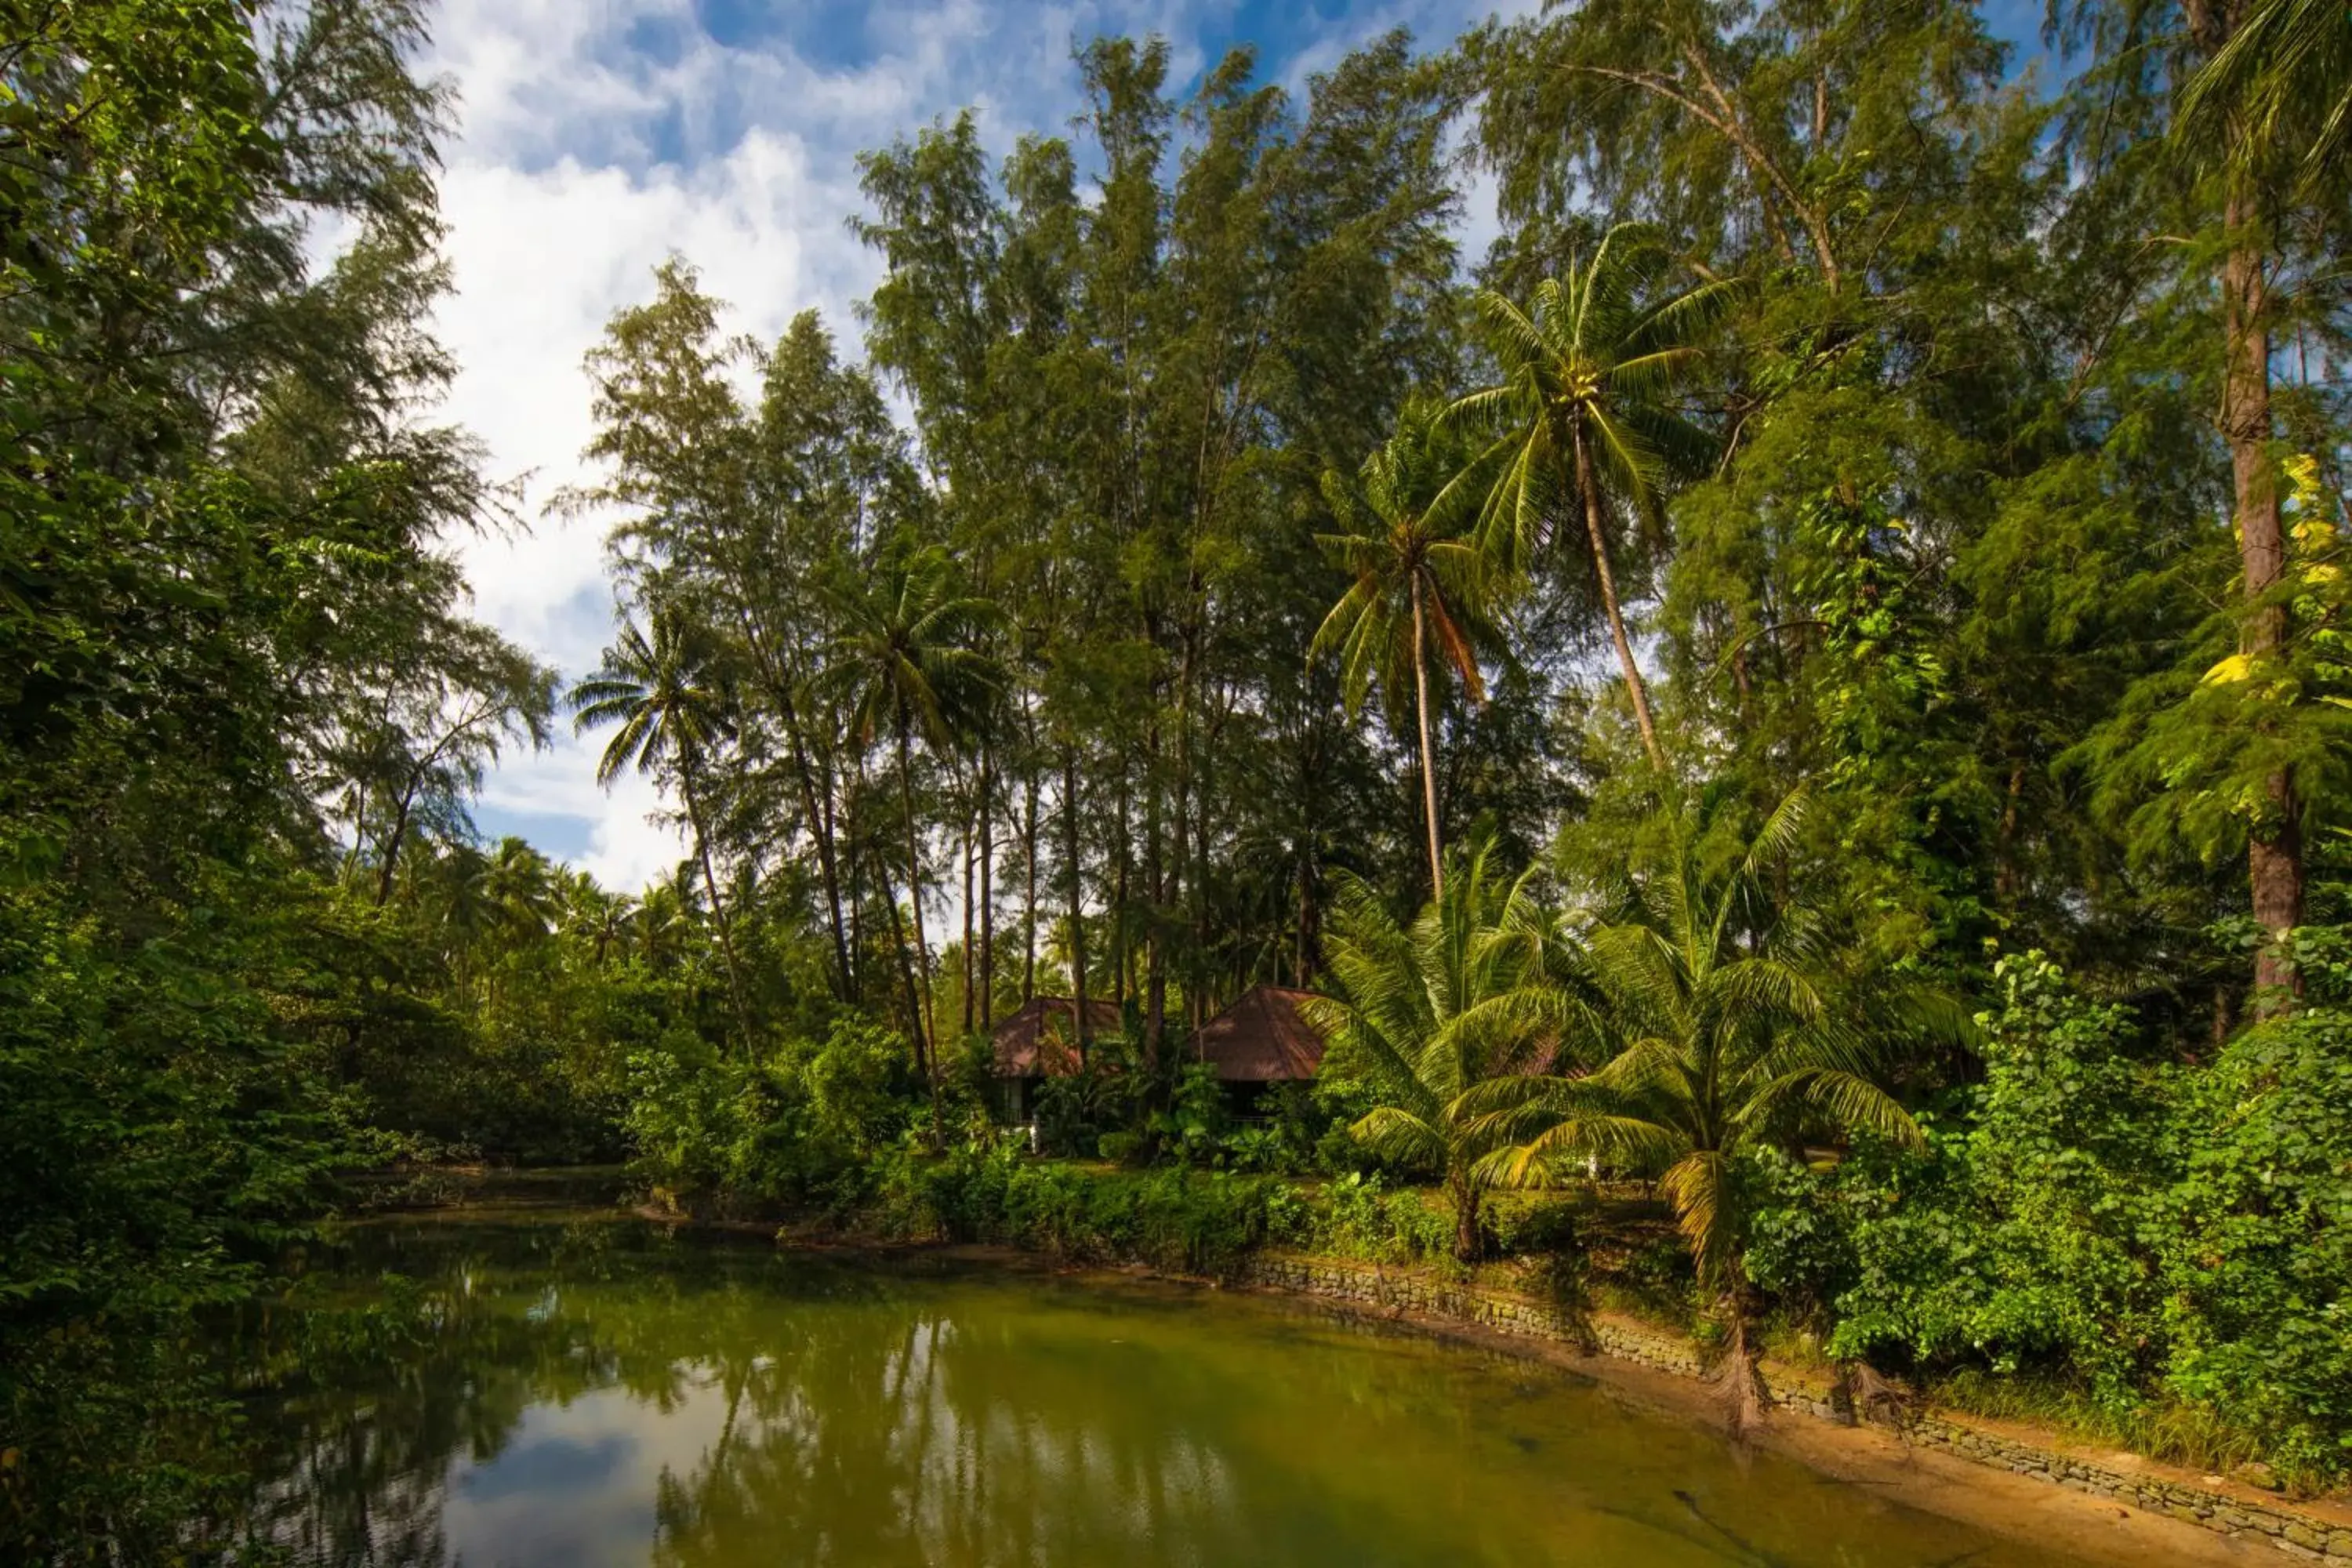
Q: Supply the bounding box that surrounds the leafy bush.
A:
[1483,1192,1585,1258]
[1742,949,2352,1484]
[1308,1172,1457,1265]
[1147,1064,1232,1166]
[868,1145,1293,1277]
[2155,973,2352,1480]
[625,1016,917,1214]
[1031,1053,1134,1156]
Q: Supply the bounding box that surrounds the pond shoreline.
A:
[368,1178,2345,1565]
[797,1232,2352,1566]
[1196,1252,2348,1568]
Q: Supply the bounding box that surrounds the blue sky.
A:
[423,0,2054,888]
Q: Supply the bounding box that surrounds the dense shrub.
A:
[1743,949,2352,1483]
[625,1016,917,1213]
[1309,1172,1457,1265]
[869,1144,1296,1276]
[2157,972,2352,1479]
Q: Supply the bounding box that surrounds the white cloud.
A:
[420,0,1514,890]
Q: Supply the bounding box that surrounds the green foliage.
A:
[1308,1172,1459,1266]
[5,0,2351,1523]
[869,1145,1294,1278]
[2157,942,2352,1479]
[626,1018,918,1214]
[1744,948,2352,1483]
[1480,790,1949,1306]
[1309,836,1563,1258]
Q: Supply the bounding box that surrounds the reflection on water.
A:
[228,1218,2097,1567]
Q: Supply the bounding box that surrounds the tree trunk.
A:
[1410,575,1445,902]
[681,760,755,1056]
[848,834,864,1000]
[373,783,419,908]
[895,722,941,1094]
[2222,192,2303,1011]
[1189,689,1213,1027]
[1571,417,1667,769]
[1112,775,1131,1009]
[1994,760,2026,903]
[789,720,853,1000]
[960,775,976,1038]
[1062,743,1091,1066]
[856,753,927,1082]
[873,849,930,1087]
[1450,1171,1482,1263]
[1144,706,1167,1065]
[1022,750,1040,1005]
[1173,637,1194,1033]
[978,742,995,1030]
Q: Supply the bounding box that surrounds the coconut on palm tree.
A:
[1304,835,1568,1261]
[1471,790,1962,1427]
[1312,397,1497,901]
[1450,224,1739,771]
[571,608,756,1050]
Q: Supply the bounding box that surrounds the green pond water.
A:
[234,1214,2111,1567]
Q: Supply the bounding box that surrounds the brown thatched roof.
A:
[1188,985,1328,1082]
[989,996,1121,1077]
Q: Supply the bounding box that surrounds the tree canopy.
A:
[6,1,2352,1549]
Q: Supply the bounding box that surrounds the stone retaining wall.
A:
[1234,1253,2352,1560]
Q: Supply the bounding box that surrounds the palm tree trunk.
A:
[978,742,995,1030]
[1410,575,1444,902]
[895,722,941,1093]
[681,760,755,1055]
[1719,1287,1770,1436]
[1572,418,1667,769]
[1450,1169,1481,1263]
[855,752,925,1076]
[1062,742,1091,1065]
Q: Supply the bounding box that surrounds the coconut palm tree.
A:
[1303,837,1570,1261]
[1450,224,1739,770]
[1312,397,1497,901]
[826,543,1000,1083]
[633,875,695,974]
[571,608,754,1050]
[557,869,633,971]
[2177,0,2352,187]
[481,837,558,940]
[427,842,499,967]
[1472,790,1959,1426]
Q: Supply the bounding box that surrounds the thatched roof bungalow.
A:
[988,996,1121,1123]
[1186,985,1328,1087]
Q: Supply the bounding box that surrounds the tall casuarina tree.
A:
[2170,0,2352,1007]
